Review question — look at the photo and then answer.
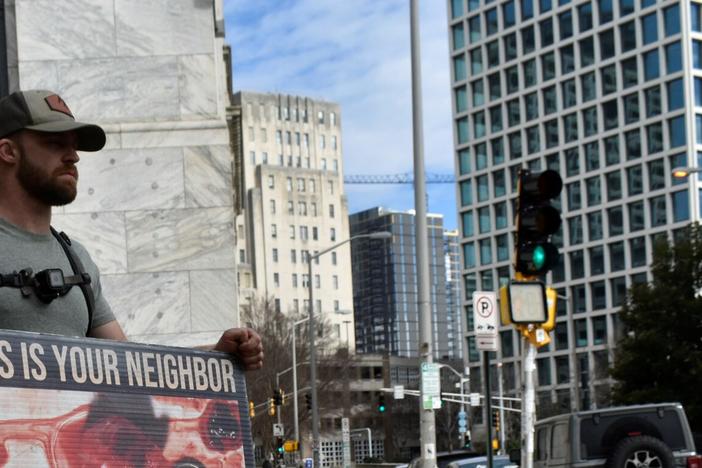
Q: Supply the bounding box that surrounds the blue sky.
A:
[224,0,457,229]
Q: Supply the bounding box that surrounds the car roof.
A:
[535,402,684,426]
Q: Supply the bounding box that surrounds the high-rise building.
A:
[350,207,463,360]
[448,0,693,412]
[230,92,354,349]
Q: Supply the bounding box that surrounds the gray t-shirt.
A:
[0,217,116,336]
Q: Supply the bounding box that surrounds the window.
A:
[623,93,639,124]
[271,224,277,238]
[672,190,689,222]
[578,2,593,31]
[664,4,680,37]
[586,176,601,206]
[540,18,554,46]
[649,196,667,226]
[630,236,647,267]
[601,65,616,95]
[666,41,682,74]
[582,106,598,137]
[541,52,556,81]
[608,206,623,236]
[628,201,645,231]
[599,29,615,60]
[602,100,618,130]
[486,8,498,35]
[643,49,659,81]
[588,211,603,241]
[622,57,638,88]
[598,0,613,24]
[641,13,658,45]
[522,26,536,54]
[647,122,663,154]
[270,199,276,214]
[668,115,685,148]
[620,21,636,52]
[645,86,661,117]
[606,171,622,200]
[289,225,296,239]
[567,182,582,210]
[626,130,641,160]
[581,72,596,102]
[580,36,595,67]
[559,10,573,40]
[330,228,336,241]
[605,135,619,165]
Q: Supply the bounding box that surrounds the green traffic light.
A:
[533,245,546,269]
[378,404,386,413]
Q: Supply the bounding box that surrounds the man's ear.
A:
[0,138,19,164]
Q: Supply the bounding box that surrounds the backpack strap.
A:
[50,227,95,336]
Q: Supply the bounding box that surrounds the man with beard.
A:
[0,89,263,370]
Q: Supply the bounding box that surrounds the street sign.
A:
[394,385,405,399]
[421,362,441,410]
[473,291,498,351]
[273,423,284,437]
[470,393,481,406]
[341,417,351,468]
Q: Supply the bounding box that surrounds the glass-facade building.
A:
[449,0,697,412]
[350,207,463,360]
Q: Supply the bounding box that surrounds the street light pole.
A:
[409,1,436,467]
[292,317,308,445]
[308,231,392,468]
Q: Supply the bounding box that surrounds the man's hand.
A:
[214,328,264,371]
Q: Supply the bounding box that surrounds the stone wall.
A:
[4,0,239,346]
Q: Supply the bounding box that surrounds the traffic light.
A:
[515,169,563,277]
[377,393,386,413]
[268,397,276,416]
[283,440,299,452]
[275,437,284,455]
[492,410,500,432]
[273,388,284,406]
[457,410,467,435]
[249,400,255,418]
[305,393,312,410]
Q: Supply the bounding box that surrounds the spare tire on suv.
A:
[606,435,674,468]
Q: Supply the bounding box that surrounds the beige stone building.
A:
[230,91,355,350]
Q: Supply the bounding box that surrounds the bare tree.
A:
[240,295,350,457]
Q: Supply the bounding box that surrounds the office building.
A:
[230,91,354,349]
[350,207,463,360]
[3,0,240,346]
[448,0,694,411]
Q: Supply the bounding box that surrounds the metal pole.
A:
[293,324,300,445]
[483,352,494,468]
[308,260,320,468]
[497,362,506,456]
[460,377,466,447]
[410,1,436,467]
[276,373,282,426]
[521,341,536,468]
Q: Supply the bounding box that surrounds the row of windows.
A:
[462,194,688,268]
[245,125,339,152]
[273,297,341,315]
[458,121,686,203]
[244,101,337,126]
[271,248,338,266]
[458,133,687,184]
[460,155,686,238]
[266,175,336,195]
[271,272,340,290]
[270,224,338,242]
[458,84,685,152]
[269,199,336,218]
[455,43,682,119]
[452,0,664,34]
[252,151,340,172]
[453,2,679,56]
[456,47,683,135]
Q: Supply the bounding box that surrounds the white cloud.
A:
[224,0,457,227]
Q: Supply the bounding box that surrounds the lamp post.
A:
[308,231,392,468]
[672,166,702,178]
[438,364,470,446]
[292,317,308,446]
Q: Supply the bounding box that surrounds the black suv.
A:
[530,403,699,468]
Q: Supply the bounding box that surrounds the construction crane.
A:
[344,172,455,184]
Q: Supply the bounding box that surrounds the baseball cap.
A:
[0,89,106,151]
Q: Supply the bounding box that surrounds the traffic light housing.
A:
[275,437,284,454]
[305,393,312,410]
[515,169,562,277]
[268,397,276,416]
[273,388,284,406]
[377,393,386,413]
[249,400,255,418]
[492,410,500,432]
